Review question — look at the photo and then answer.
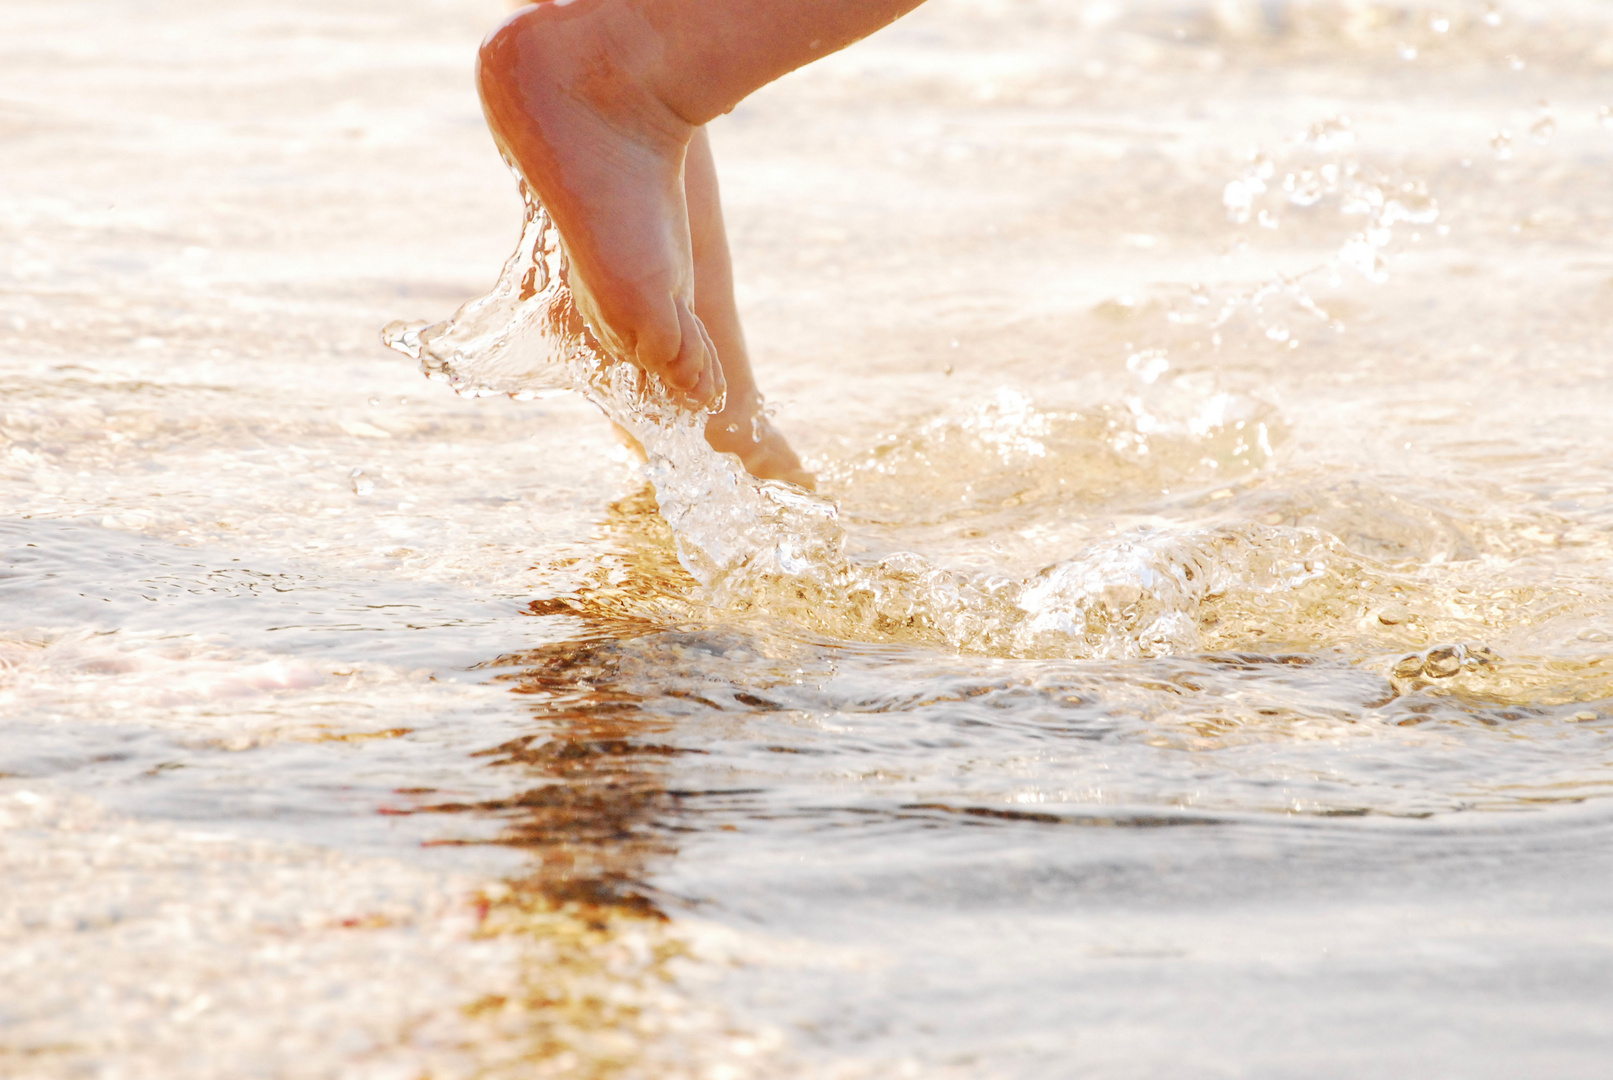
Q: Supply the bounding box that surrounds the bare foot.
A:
[684,128,816,489]
[704,401,816,490]
[610,403,815,490]
[477,3,722,405]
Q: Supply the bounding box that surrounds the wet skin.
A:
[477,0,926,486]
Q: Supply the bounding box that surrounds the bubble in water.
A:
[1389,643,1501,694]
[1490,130,1514,161]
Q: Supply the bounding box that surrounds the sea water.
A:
[5,0,1613,1076]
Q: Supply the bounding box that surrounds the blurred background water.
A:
[5,1,1613,1076]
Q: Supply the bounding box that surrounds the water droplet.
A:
[1340,180,1384,218]
[1285,169,1326,207]
[350,468,374,497]
[1505,54,1525,71]
[1483,4,1503,28]
[1223,181,1255,224]
[1599,105,1613,128]
[1125,349,1170,384]
[380,320,427,359]
[1397,43,1418,61]
[1337,236,1388,282]
[1382,181,1440,226]
[1428,13,1451,33]
[1529,115,1556,144]
[1490,130,1514,160]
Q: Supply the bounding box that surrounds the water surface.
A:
[5,0,1613,1076]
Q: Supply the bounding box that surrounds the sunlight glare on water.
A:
[7,0,1613,1076]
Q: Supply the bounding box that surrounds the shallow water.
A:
[6,0,1613,1075]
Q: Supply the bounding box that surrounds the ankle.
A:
[705,391,766,452]
[481,2,695,151]
[586,3,702,142]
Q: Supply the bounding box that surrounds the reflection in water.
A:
[438,633,682,922]
[410,491,695,917]
[372,485,1613,1070]
[384,493,788,1077]
[398,634,710,1076]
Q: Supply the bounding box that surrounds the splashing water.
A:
[383,187,850,607]
[1188,113,1443,351]
[384,191,1350,660]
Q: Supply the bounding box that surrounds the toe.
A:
[626,293,686,383]
[626,295,718,406]
[692,310,726,407]
[643,299,720,406]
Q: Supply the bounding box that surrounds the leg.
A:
[685,128,815,488]
[476,0,927,409]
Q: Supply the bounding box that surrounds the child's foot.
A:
[477,3,722,405]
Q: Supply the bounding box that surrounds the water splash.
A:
[383,190,1339,660]
[383,187,837,588]
[1187,115,1442,348]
